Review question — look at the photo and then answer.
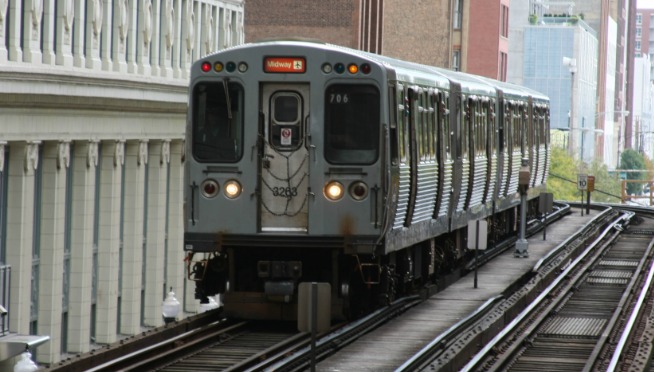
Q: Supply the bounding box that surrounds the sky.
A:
[640,0,654,9]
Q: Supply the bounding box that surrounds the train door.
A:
[259,83,310,232]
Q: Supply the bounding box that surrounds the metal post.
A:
[310,282,317,372]
[474,220,479,289]
[587,191,591,214]
[514,158,530,258]
[580,190,584,216]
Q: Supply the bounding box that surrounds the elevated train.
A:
[184,40,550,320]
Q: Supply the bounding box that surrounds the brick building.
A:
[245,0,455,70]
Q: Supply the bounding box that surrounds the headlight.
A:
[349,181,369,201]
[223,180,242,199]
[200,179,219,198]
[324,181,344,201]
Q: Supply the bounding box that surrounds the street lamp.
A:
[563,57,577,157]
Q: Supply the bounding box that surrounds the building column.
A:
[22,0,44,63]
[67,141,98,353]
[144,140,168,326]
[5,142,38,335]
[36,141,70,364]
[120,140,147,335]
[95,141,123,344]
[55,0,75,67]
[85,0,102,69]
[72,1,87,67]
[8,0,23,61]
[167,140,184,312]
[0,0,9,62]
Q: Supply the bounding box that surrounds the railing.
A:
[0,265,10,337]
[0,0,244,80]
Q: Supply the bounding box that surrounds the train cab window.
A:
[325,84,380,164]
[270,92,303,150]
[192,82,244,162]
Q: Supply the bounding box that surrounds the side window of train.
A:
[489,99,496,152]
[437,92,450,161]
[514,104,522,151]
[324,84,380,165]
[418,90,428,161]
[428,90,437,161]
[192,82,244,163]
[502,102,509,152]
[390,85,399,165]
[461,97,469,158]
[399,86,409,163]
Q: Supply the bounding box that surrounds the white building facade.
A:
[0,0,243,366]
[633,55,654,160]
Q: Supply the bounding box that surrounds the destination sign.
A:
[264,57,306,73]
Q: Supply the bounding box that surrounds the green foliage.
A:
[547,146,579,201]
[547,146,622,203]
[620,149,646,195]
[587,159,621,203]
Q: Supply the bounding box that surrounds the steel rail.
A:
[460,212,632,371]
[393,295,503,371]
[607,236,654,371]
[87,320,246,371]
[264,295,421,372]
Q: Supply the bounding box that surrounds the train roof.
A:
[204,40,547,103]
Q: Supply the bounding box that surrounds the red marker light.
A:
[361,63,371,74]
[201,62,211,72]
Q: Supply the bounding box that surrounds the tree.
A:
[547,145,622,203]
[547,146,580,201]
[620,149,646,195]
[588,159,621,203]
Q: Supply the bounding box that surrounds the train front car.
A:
[184,41,387,321]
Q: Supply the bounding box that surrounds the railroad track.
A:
[459,212,654,371]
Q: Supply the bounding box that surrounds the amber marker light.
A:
[224,180,242,199]
[324,181,344,201]
[214,62,224,72]
[348,63,359,74]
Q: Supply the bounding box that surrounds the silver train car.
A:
[184,40,550,320]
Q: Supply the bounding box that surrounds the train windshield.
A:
[324,84,380,164]
[192,82,244,162]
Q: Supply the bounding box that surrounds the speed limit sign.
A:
[577,174,587,191]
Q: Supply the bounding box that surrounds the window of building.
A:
[637,27,642,38]
[637,13,642,25]
[500,5,509,38]
[636,40,641,51]
[453,0,463,30]
[500,52,507,81]
[452,50,460,71]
